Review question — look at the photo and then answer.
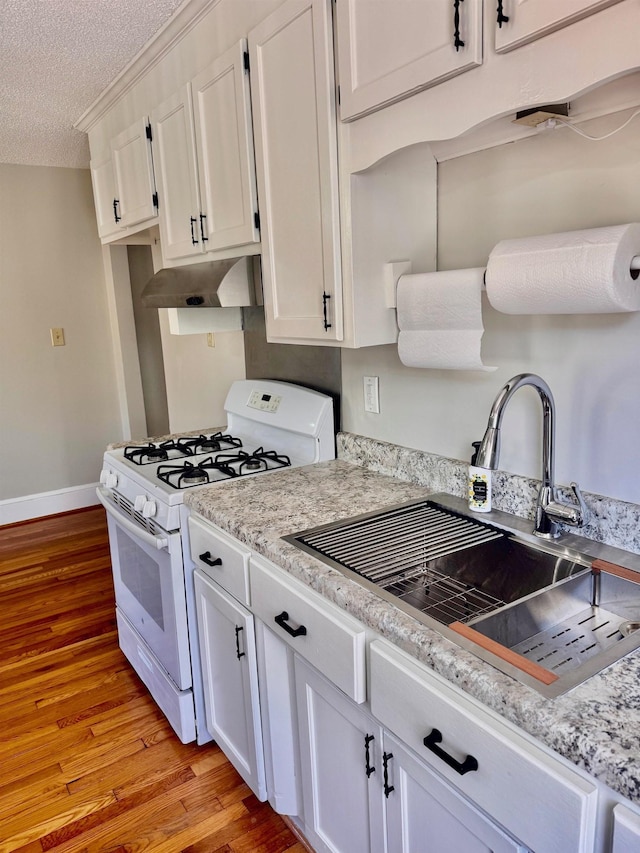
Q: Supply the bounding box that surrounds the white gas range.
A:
[97,380,335,744]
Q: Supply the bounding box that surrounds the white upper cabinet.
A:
[89,149,121,240]
[249,0,343,343]
[336,0,483,121]
[493,0,624,53]
[110,117,157,228]
[151,85,202,260]
[151,40,259,263]
[192,40,260,253]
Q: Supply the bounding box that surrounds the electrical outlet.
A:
[50,328,65,347]
[207,333,215,348]
[363,376,380,414]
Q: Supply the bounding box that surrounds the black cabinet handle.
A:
[199,551,222,567]
[364,733,375,778]
[190,216,199,245]
[383,751,394,798]
[322,292,332,331]
[235,625,245,660]
[453,0,465,51]
[423,728,479,775]
[199,213,208,243]
[497,0,509,28]
[113,198,121,223]
[274,610,307,638]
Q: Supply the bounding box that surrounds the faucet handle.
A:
[569,482,588,526]
[545,482,588,529]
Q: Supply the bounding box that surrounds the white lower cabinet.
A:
[194,568,266,800]
[612,803,640,852]
[295,656,386,853]
[189,516,639,853]
[384,732,527,853]
[370,640,598,853]
[295,656,526,853]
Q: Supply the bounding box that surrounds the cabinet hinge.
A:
[243,51,250,73]
[337,84,341,106]
[146,123,153,142]
[152,191,159,210]
[254,211,260,231]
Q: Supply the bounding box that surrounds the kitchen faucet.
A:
[475,373,588,539]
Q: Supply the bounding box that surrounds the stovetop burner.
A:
[155,447,292,489]
[178,432,243,455]
[123,432,243,465]
[216,447,292,475]
[124,439,193,465]
[157,457,239,490]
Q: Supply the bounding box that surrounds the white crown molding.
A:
[75,0,222,132]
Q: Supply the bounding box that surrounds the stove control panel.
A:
[247,390,282,413]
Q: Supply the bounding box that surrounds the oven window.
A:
[118,530,165,630]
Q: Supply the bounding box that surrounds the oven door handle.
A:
[95,487,170,551]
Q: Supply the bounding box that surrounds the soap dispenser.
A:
[468,441,492,513]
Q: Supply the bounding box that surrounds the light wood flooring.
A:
[0,507,305,853]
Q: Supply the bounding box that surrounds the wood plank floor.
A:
[0,507,304,853]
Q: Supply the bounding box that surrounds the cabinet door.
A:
[248,0,343,343]
[494,0,623,52]
[295,657,385,853]
[111,117,157,228]
[612,803,640,853]
[89,150,121,239]
[336,0,483,121]
[192,39,260,252]
[194,570,266,801]
[151,85,203,260]
[384,733,527,853]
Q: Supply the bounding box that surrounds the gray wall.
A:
[0,164,121,500]
[243,306,342,433]
[342,110,640,505]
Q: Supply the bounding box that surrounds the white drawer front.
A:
[116,608,196,744]
[250,555,366,703]
[188,515,250,605]
[370,640,597,853]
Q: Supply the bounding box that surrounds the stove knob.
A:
[99,469,109,485]
[134,495,146,513]
[142,500,157,519]
[105,472,119,489]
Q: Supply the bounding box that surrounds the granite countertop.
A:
[185,459,640,804]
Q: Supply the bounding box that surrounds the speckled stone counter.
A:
[184,457,640,805]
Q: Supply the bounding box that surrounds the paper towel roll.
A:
[486,223,640,314]
[396,268,495,371]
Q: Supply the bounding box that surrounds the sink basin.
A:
[285,493,640,697]
[458,562,640,693]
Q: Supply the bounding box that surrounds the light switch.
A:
[363,376,380,413]
[50,328,65,347]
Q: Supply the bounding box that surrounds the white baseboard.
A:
[0,483,100,526]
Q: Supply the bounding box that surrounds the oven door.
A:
[98,487,192,690]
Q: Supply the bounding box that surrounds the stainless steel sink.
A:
[464,564,640,692]
[285,493,640,697]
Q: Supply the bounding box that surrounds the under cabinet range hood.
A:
[140,256,258,309]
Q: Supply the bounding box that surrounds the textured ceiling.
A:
[0,0,186,169]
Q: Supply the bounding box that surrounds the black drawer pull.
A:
[199,551,222,567]
[274,610,307,638]
[423,728,479,775]
[235,625,245,660]
[383,751,394,798]
[364,733,375,778]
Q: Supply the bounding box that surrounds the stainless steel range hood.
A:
[140,256,257,309]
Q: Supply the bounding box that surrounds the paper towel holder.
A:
[385,254,640,310]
